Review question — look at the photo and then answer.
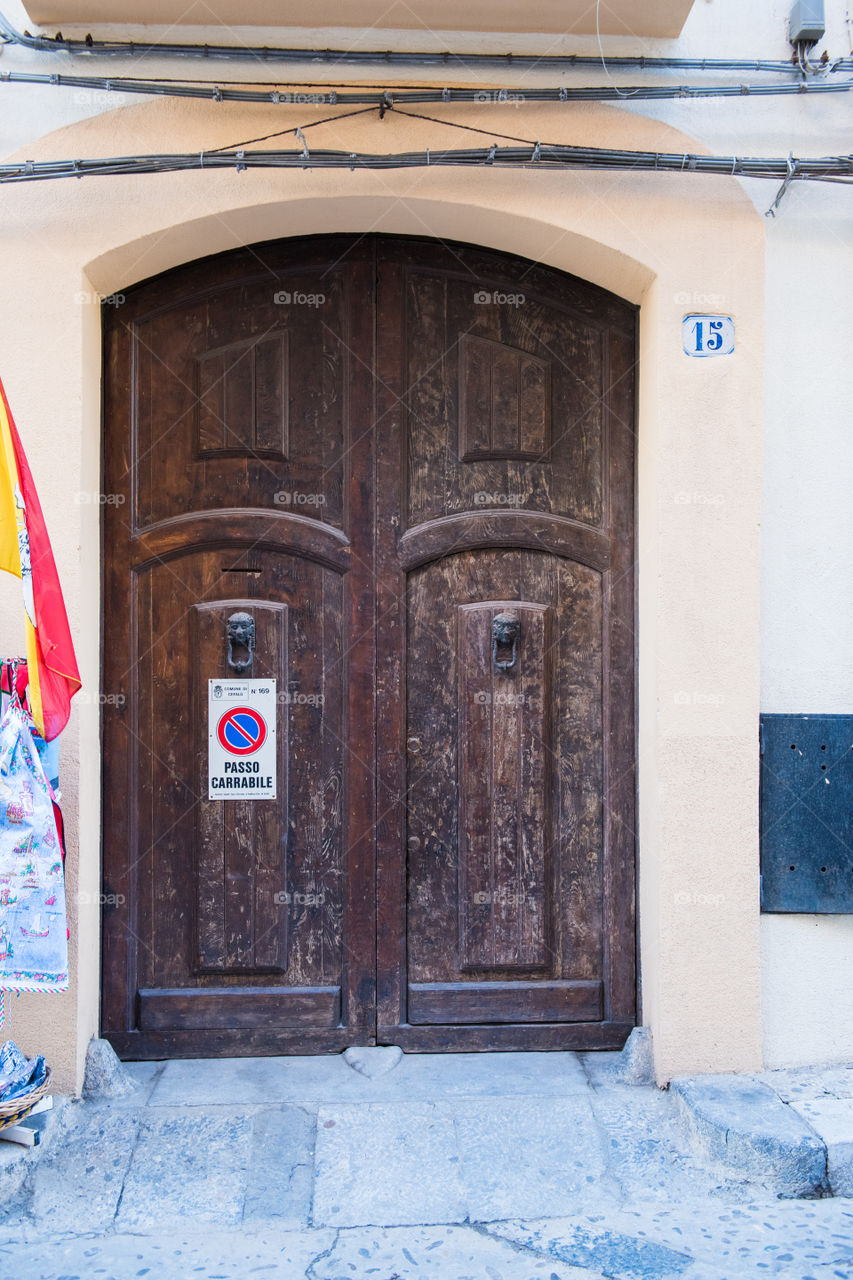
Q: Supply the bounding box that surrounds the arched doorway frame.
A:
[1,98,765,1086]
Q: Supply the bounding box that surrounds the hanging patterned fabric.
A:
[0,660,64,857]
[0,673,68,1024]
[0,374,79,1030]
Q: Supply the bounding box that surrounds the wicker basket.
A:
[0,1066,51,1131]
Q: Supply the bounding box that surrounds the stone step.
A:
[671,1074,830,1197]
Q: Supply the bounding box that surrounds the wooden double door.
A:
[101,235,637,1058]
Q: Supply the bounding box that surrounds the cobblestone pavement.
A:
[0,1050,851,1280]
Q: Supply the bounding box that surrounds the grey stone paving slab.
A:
[758,1063,853,1103]
[0,1227,338,1280]
[486,1218,694,1279]
[1,1207,852,1280]
[313,1224,604,1279]
[391,1051,590,1100]
[242,1104,315,1226]
[814,1066,853,1100]
[585,1082,748,1205]
[493,1199,853,1280]
[791,1097,853,1196]
[670,1197,853,1274]
[26,1104,141,1237]
[811,1262,853,1278]
[0,1179,28,1244]
[312,1101,466,1227]
[0,1096,69,1219]
[451,1096,614,1222]
[114,1107,254,1232]
[579,1051,624,1086]
[9,1053,853,1280]
[150,1050,589,1107]
[672,1074,828,1196]
[149,1054,352,1107]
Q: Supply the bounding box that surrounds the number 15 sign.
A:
[682,314,735,357]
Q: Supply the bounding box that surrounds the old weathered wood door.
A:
[102,235,636,1058]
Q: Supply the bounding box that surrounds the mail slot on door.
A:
[760,714,853,913]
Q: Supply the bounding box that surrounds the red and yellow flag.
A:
[0,376,81,740]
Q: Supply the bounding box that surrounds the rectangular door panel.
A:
[128,551,345,1029]
[138,985,341,1032]
[193,600,289,974]
[457,601,550,972]
[131,263,350,532]
[408,981,602,1024]
[405,551,605,1024]
[404,268,604,529]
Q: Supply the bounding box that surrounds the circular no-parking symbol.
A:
[216,706,267,755]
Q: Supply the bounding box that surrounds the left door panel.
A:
[101,240,376,1056]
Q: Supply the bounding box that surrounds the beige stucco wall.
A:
[23,0,696,36]
[0,93,766,1091]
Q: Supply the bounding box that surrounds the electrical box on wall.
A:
[789,0,825,43]
[760,714,853,913]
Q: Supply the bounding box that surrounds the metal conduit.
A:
[1,145,850,183]
[3,70,853,103]
[1,9,851,74]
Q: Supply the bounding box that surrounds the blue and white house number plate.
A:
[682,314,735,357]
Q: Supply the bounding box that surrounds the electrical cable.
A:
[3,69,853,105]
[0,9,850,74]
[595,0,640,99]
[207,105,380,153]
[0,144,849,184]
[389,108,539,147]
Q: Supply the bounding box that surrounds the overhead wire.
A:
[594,0,640,99]
[386,109,540,147]
[0,8,851,73]
[207,105,380,153]
[1,5,848,206]
[0,144,849,184]
[2,70,853,104]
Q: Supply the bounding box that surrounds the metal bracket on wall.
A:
[760,714,853,912]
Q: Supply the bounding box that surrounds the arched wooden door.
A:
[101,235,636,1058]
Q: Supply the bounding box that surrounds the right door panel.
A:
[375,237,637,1050]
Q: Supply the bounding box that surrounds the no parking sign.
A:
[208,679,277,799]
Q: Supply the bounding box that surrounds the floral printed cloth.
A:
[0,696,68,998]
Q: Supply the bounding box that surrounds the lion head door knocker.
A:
[226,611,255,674]
[491,610,521,673]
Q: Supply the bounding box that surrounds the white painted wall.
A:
[762,188,853,714]
[763,917,853,1068]
[759,179,853,1068]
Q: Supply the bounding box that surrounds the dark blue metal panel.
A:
[760,714,853,913]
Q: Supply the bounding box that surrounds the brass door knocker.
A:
[226,612,255,673]
[492,611,521,673]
